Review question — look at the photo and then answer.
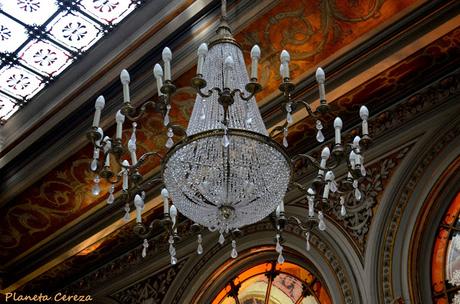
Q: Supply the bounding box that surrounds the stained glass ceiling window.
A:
[212,262,332,304]
[0,0,142,123]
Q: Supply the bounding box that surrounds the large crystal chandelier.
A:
[87,1,371,264]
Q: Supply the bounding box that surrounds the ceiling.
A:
[0,0,459,297]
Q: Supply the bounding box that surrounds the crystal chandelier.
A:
[87,1,371,265]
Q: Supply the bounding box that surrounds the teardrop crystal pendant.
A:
[316,120,324,142]
[142,239,148,258]
[92,175,100,196]
[165,138,174,148]
[283,127,288,148]
[90,159,98,171]
[107,193,114,204]
[361,164,367,177]
[330,181,337,193]
[318,211,326,231]
[275,234,283,253]
[197,234,203,255]
[222,134,230,147]
[218,233,225,245]
[171,256,177,265]
[316,130,325,143]
[107,184,115,204]
[305,232,311,251]
[164,114,170,126]
[354,188,362,200]
[340,204,347,216]
[277,252,285,264]
[230,240,238,258]
[123,203,130,222]
[286,112,293,124]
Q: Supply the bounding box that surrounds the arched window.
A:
[211,261,332,304]
[432,192,460,303]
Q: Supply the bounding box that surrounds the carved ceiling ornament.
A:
[379,75,460,302]
[110,260,186,304]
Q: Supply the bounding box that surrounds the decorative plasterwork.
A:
[380,74,460,302]
[329,145,412,253]
[110,260,186,304]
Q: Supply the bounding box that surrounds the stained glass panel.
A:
[0,93,18,121]
[47,10,102,51]
[18,39,72,76]
[0,0,142,122]
[0,0,59,25]
[0,65,43,99]
[79,0,136,25]
[0,14,28,52]
[431,192,460,302]
[212,262,331,304]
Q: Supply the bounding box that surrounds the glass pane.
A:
[0,0,59,25]
[270,273,301,303]
[446,232,460,287]
[277,262,315,284]
[237,274,268,303]
[219,297,236,304]
[18,39,73,76]
[0,14,29,52]
[47,10,102,51]
[0,93,19,121]
[301,296,319,304]
[79,0,136,25]
[0,65,44,99]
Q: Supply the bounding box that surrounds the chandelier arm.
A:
[121,100,157,121]
[289,181,309,191]
[287,215,317,232]
[165,123,187,138]
[291,100,318,119]
[117,151,163,171]
[269,121,289,138]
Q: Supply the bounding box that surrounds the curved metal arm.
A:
[116,151,163,171]
[290,100,318,119]
[287,215,317,232]
[165,123,187,139]
[269,121,289,138]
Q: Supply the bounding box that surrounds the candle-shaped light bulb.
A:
[333,117,342,145]
[93,95,105,127]
[250,45,261,80]
[349,150,356,169]
[197,43,208,75]
[280,50,290,79]
[359,105,369,136]
[318,146,330,176]
[134,194,144,223]
[170,204,177,226]
[323,171,334,199]
[120,69,130,103]
[153,63,164,96]
[316,67,326,101]
[275,205,281,218]
[162,47,172,81]
[115,110,125,139]
[161,188,169,215]
[122,160,129,190]
[353,136,361,148]
[224,56,234,88]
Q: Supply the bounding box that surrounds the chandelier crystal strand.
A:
[283,127,289,148]
[318,211,326,231]
[307,188,315,217]
[169,235,177,265]
[128,123,137,165]
[103,136,111,168]
[306,231,311,251]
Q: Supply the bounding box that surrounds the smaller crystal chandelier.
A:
[86,0,371,265]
